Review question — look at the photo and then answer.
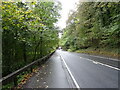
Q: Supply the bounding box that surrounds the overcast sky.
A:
[56,0,79,29]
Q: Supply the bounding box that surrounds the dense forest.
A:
[1,1,120,89]
[61,2,120,58]
[1,1,120,77]
[2,2,61,77]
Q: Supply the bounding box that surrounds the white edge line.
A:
[80,57,120,71]
[60,54,80,89]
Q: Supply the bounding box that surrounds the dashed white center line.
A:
[88,54,119,61]
[80,57,120,71]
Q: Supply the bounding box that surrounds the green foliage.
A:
[61,2,120,52]
[2,1,61,76]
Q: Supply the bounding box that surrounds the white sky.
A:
[56,0,79,30]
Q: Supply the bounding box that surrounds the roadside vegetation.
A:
[2,1,61,77]
[1,1,61,89]
[1,1,120,89]
[60,2,120,59]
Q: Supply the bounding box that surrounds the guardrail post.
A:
[30,67,33,72]
[13,76,17,86]
[38,61,40,66]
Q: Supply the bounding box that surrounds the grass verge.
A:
[75,48,120,60]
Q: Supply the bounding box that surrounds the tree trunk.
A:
[23,42,27,63]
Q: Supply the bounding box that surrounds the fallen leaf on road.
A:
[42,65,45,68]
[44,72,47,74]
[37,80,39,82]
[45,85,48,88]
[43,82,46,84]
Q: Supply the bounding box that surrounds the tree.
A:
[2,1,61,76]
[61,2,120,52]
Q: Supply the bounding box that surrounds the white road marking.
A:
[93,61,98,64]
[80,57,120,71]
[87,54,119,61]
[60,54,80,89]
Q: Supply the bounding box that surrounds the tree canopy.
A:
[2,1,61,76]
[61,2,120,54]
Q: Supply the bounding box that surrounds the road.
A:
[23,50,71,88]
[23,50,119,89]
[59,50,119,88]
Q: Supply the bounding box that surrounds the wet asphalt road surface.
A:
[23,50,119,89]
[59,50,119,88]
[23,51,71,88]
